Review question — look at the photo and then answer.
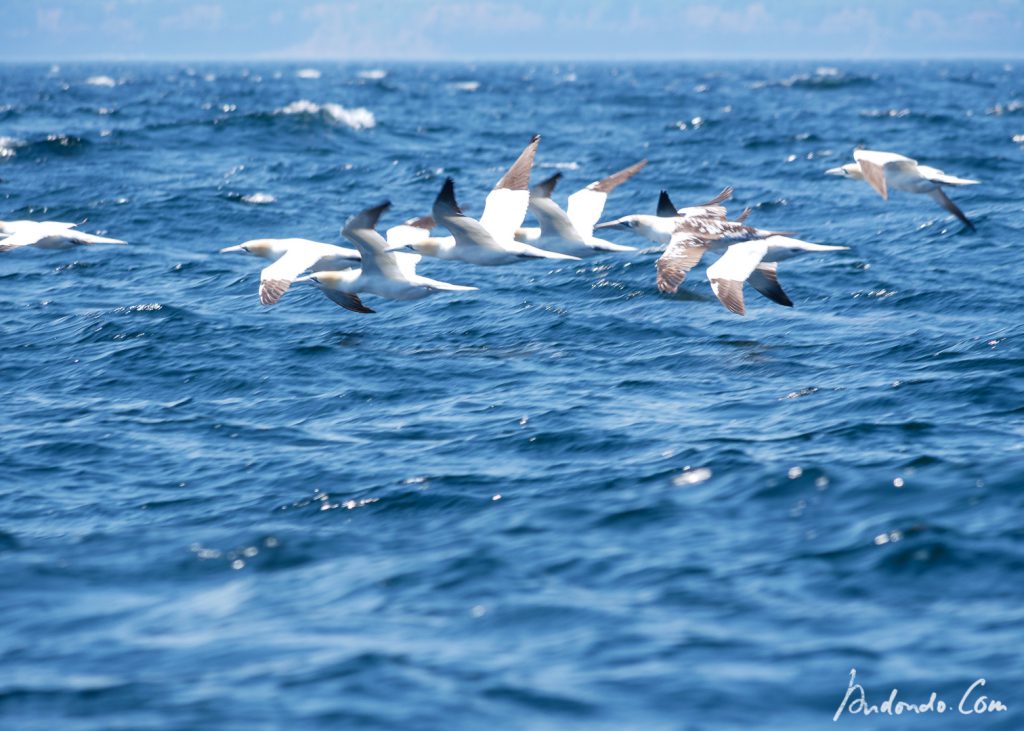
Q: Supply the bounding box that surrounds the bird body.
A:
[0,220,125,251]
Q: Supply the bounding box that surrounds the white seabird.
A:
[408,135,579,265]
[295,201,477,313]
[593,187,737,246]
[219,218,431,305]
[826,149,979,230]
[220,238,361,305]
[513,159,648,257]
[656,219,848,315]
[0,220,125,252]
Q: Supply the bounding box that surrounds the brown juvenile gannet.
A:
[294,201,477,313]
[826,149,979,230]
[593,187,737,246]
[513,159,647,257]
[657,218,848,315]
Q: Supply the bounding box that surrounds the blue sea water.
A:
[1,60,1023,729]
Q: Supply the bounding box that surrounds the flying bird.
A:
[513,159,648,257]
[220,217,432,305]
[826,149,978,230]
[295,201,477,313]
[657,219,848,315]
[593,187,737,245]
[0,220,125,252]
[220,238,362,305]
[408,135,578,264]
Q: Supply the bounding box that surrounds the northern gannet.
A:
[826,149,979,230]
[0,220,125,252]
[408,135,579,265]
[593,187,737,246]
[219,218,432,305]
[220,238,361,305]
[295,201,477,313]
[657,220,848,315]
[513,159,648,257]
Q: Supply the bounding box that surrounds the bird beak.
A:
[293,275,314,284]
[219,244,246,253]
[593,219,627,231]
[824,167,843,176]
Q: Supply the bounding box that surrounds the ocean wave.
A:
[2,133,90,160]
[295,68,321,80]
[755,67,875,90]
[0,136,26,159]
[450,81,480,92]
[358,69,388,81]
[273,100,376,130]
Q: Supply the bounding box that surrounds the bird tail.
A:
[423,279,478,293]
[519,245,580,261]
[78,232,127,245]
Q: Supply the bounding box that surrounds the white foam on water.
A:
[296,68,321,79]
[241,193,276,205]
[358,69,388,80]
[450,81,480,92]
[86,75,117,87]
[0,136,26,158]
[275,100,376,130]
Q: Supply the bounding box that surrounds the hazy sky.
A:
[2,1,1023,61]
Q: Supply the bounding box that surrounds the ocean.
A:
[1,60,1022,729]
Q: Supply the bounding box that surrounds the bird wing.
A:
[322,289,375,313]
[385,215,435,249]
[566,159,647,237]
[528,195,584,243]
[342,201,405,278]
[656,230,707,294]
[479,135,540,242]
[433,178,506,253]
[853,150,918,200]
[0,228,43,251]
[927,189,975,230]
[705,240,770,315]
[656,191,678,217]
[260,247,352,305]
[691,186,734,211]
[747,263,793,307]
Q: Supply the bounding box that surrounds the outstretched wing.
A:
[705,241,770,315]
[747,263,793,307]
[528,196,584,243]
[385,215,435,249]
[342,201,406,278]
[656,230,706,294]
[433,178,506,253]
[479,135,540,242]
[566,159,647,237]
[322,289,375,313]
[260,247,356,306]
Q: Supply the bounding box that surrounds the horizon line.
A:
[2,56,1022,65]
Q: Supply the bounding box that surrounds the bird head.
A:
[219,238,278,258]
[825,164,860,179]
